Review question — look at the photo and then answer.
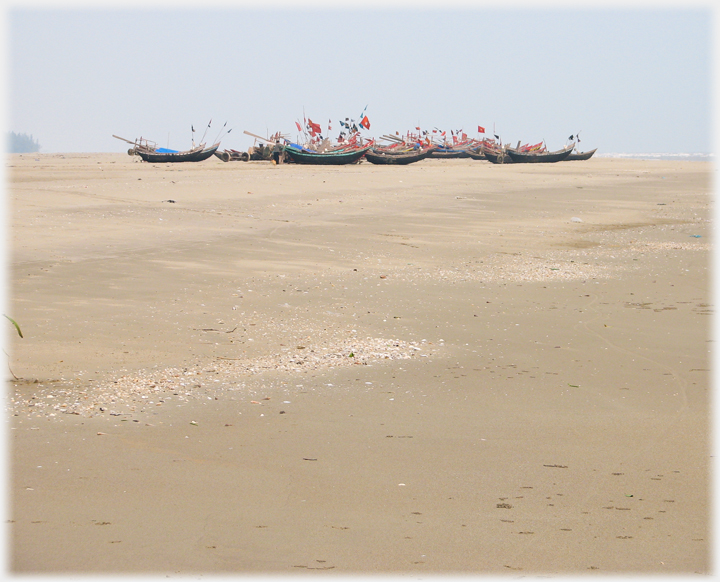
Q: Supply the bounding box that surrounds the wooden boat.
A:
[428,146,471,159]
[134,143,220,163]
[466,149,486,161]
[113,134,220,163]
[373,139,415,154]
[505,144,574,164]
[370,144,417,156]
[283,143,372,165]
[365,146,435,165]
[426,137,485,159]
[482,146,513,164]
[565,148,598,161]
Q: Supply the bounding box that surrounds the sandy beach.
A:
[5,153,712,574]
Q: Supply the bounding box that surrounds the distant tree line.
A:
[7,132,41,153]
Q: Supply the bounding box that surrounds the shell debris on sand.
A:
[9,336,434,419]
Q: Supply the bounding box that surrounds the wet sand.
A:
[6,153,712,573]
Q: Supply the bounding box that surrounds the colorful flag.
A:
[478,126,485,133]
[360,116,370,130]
[296,121,302,132]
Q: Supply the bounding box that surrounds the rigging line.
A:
[212,121,229,144]
[199,119,212,145]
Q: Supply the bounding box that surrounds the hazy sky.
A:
[6,2,716,154]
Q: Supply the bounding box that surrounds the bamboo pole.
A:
[112,135,136,145]
[243,130,274,143]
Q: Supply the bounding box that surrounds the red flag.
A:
[360,116,370,130]
[415,126,421,130]
[462,132,467,141]
[295,121,302,132]
[478,126,485,133]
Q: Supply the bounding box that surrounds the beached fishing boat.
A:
[428,146,471,159]
[565,148,598,161]
[482,146,513,164]
[135,143,220,163]
[365,146,435,165]
[113,134,221,163]
[370,142,417,155]
[466,149,486,160]
[283,143,372,165]
[505,144,574,164]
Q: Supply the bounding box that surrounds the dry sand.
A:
[5,152,712,574]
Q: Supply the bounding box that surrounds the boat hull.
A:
[505,145,574,163]
[283,145,371,165]
[136,143,220,163]
[428,149,471,159]
[365,148,433,165]
[466,149,486,160]
[483,148,513,164]
[566,148,598,161]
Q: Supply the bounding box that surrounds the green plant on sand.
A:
[4,314,23,380]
